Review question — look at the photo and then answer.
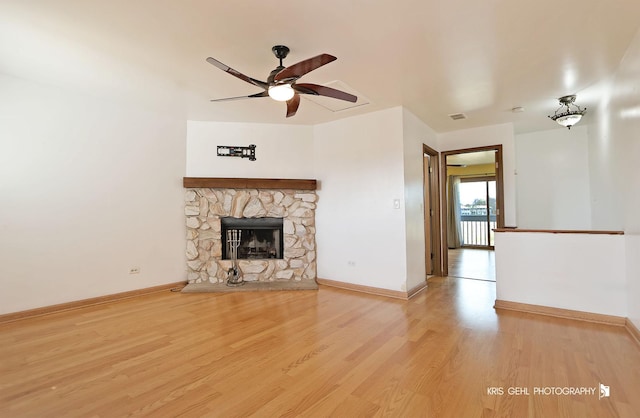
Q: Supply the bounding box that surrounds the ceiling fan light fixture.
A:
[268,84,294,101]
[548,95,586,129]
[207,46,356,117]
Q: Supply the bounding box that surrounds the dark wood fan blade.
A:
[210,91,268,102]
[286,93,300,118]
[206,57,268,89]
[274,54,337,82]
[294,83,357,103]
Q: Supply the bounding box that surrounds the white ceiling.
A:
[2,0,640,133]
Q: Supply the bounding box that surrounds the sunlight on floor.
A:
[448,248,495,281]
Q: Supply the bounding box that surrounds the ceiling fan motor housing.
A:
[272,45,290,61]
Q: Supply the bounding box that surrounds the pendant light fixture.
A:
[548,95,586,129]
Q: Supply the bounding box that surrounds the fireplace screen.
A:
[221,217,283,259]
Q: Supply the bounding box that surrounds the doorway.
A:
[423,144,442,277]
[441,145,504,280]
[457,177,497,248]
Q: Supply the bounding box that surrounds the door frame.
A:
[440,145,505,276]
[423,144,442,277]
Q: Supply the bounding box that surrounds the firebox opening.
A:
[221,217,284,260]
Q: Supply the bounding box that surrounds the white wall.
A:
[0,74,186,314]
[187,108,439,294]
[628,235,640,329]
[402,109,439,291]
[313,107,408,291]
[588,81,625,231]
[437,123,517,227]
[495,232,627,317]
[496,27,640,324]
[186,121,314,178]
[587,27,640,330]
[515,126,592,229]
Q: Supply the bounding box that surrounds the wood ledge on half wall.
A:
[493,227,623,235]
[183,177,317,190]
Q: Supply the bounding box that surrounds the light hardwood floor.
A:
[448,248,496,281]
[1,278,639,417]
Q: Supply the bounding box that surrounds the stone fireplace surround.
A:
[182,177,318,291]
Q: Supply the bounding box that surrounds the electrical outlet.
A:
[129,266,140,274]
[347,261,356,267]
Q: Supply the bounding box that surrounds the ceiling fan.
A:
[206,45,357,117]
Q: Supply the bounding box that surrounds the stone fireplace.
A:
[182,177,318,290]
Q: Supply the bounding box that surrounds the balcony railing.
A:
[460,215,497,247]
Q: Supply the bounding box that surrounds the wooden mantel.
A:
[183,177,317,190]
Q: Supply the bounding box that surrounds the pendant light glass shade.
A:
[555,113,583,127]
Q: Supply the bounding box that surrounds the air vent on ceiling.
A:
[448,113,467,120]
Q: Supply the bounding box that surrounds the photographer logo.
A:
[599,383,610,400]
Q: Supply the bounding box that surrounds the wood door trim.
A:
[441,145,505,275]
[423,144,442,276]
